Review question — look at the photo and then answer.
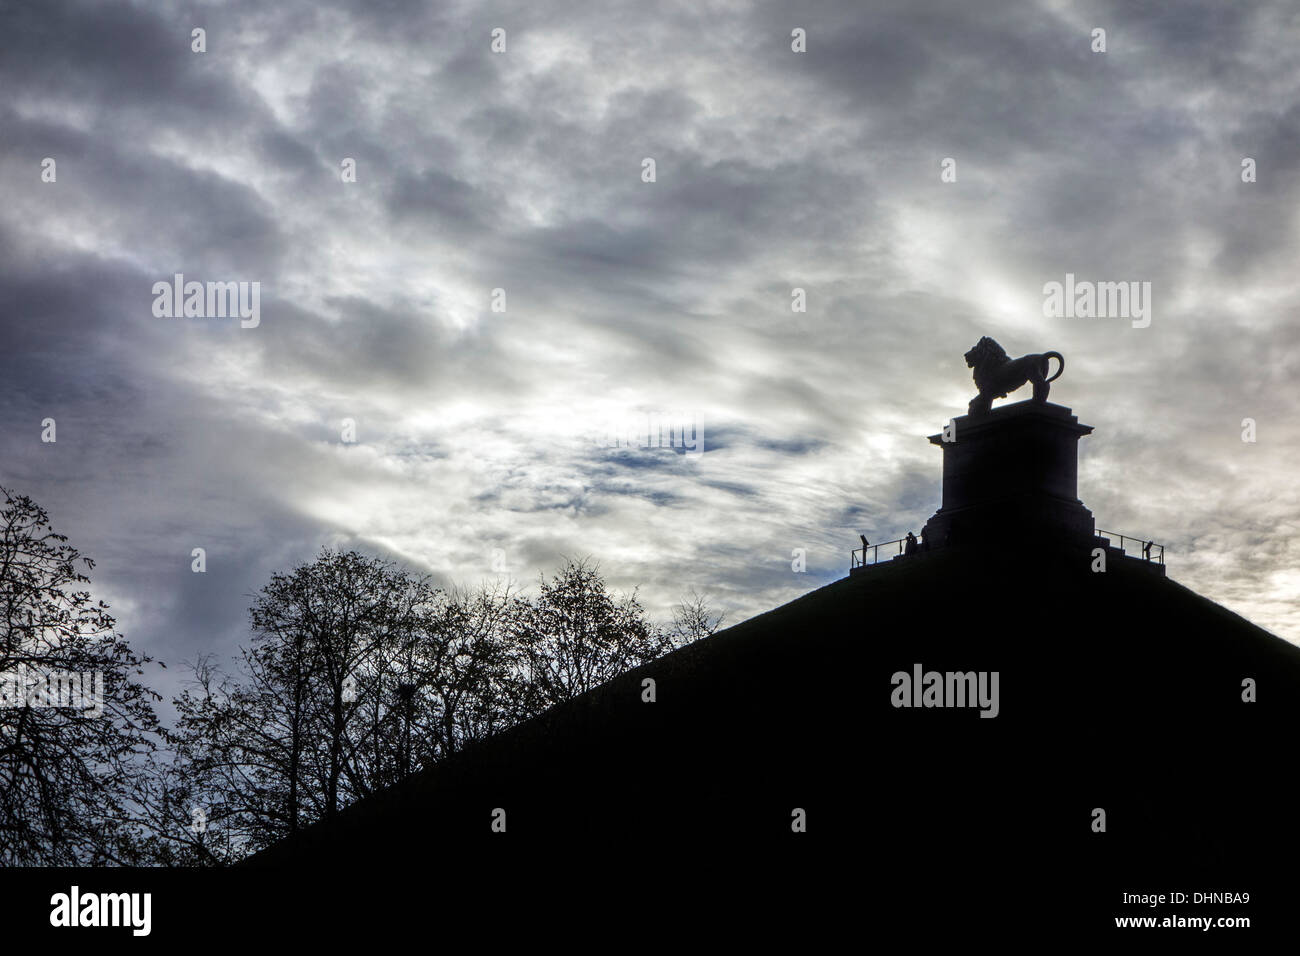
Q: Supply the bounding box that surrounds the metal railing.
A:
[850,528,1165,571]
[851,536,915,570]
[1096,529,1164,565]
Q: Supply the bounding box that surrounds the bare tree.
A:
[169,550,436,850]
[166,647,325,861]
[668,588,726,646]
[0,487,163,865]
[511,558,675,710]
[347,580,520,783]
[417,582,519,757]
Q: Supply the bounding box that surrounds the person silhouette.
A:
[904,531,918,555]
[920,528,931,552]
[1142,540,1152,561]
[860,534,869,565]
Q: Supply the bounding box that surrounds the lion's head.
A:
[964,336,1008,371]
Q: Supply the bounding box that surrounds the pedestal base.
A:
[920,401,1095,548]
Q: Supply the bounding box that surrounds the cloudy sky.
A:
[3,0,1299,710]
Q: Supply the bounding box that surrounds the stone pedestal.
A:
[920,401,1095,548]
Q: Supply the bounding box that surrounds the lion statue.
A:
[963,336,1064,416]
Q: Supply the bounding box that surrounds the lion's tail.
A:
[1044,351,1064,383]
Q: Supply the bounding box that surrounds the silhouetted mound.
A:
[248,403,1300,933]
[249,544,1298,905]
